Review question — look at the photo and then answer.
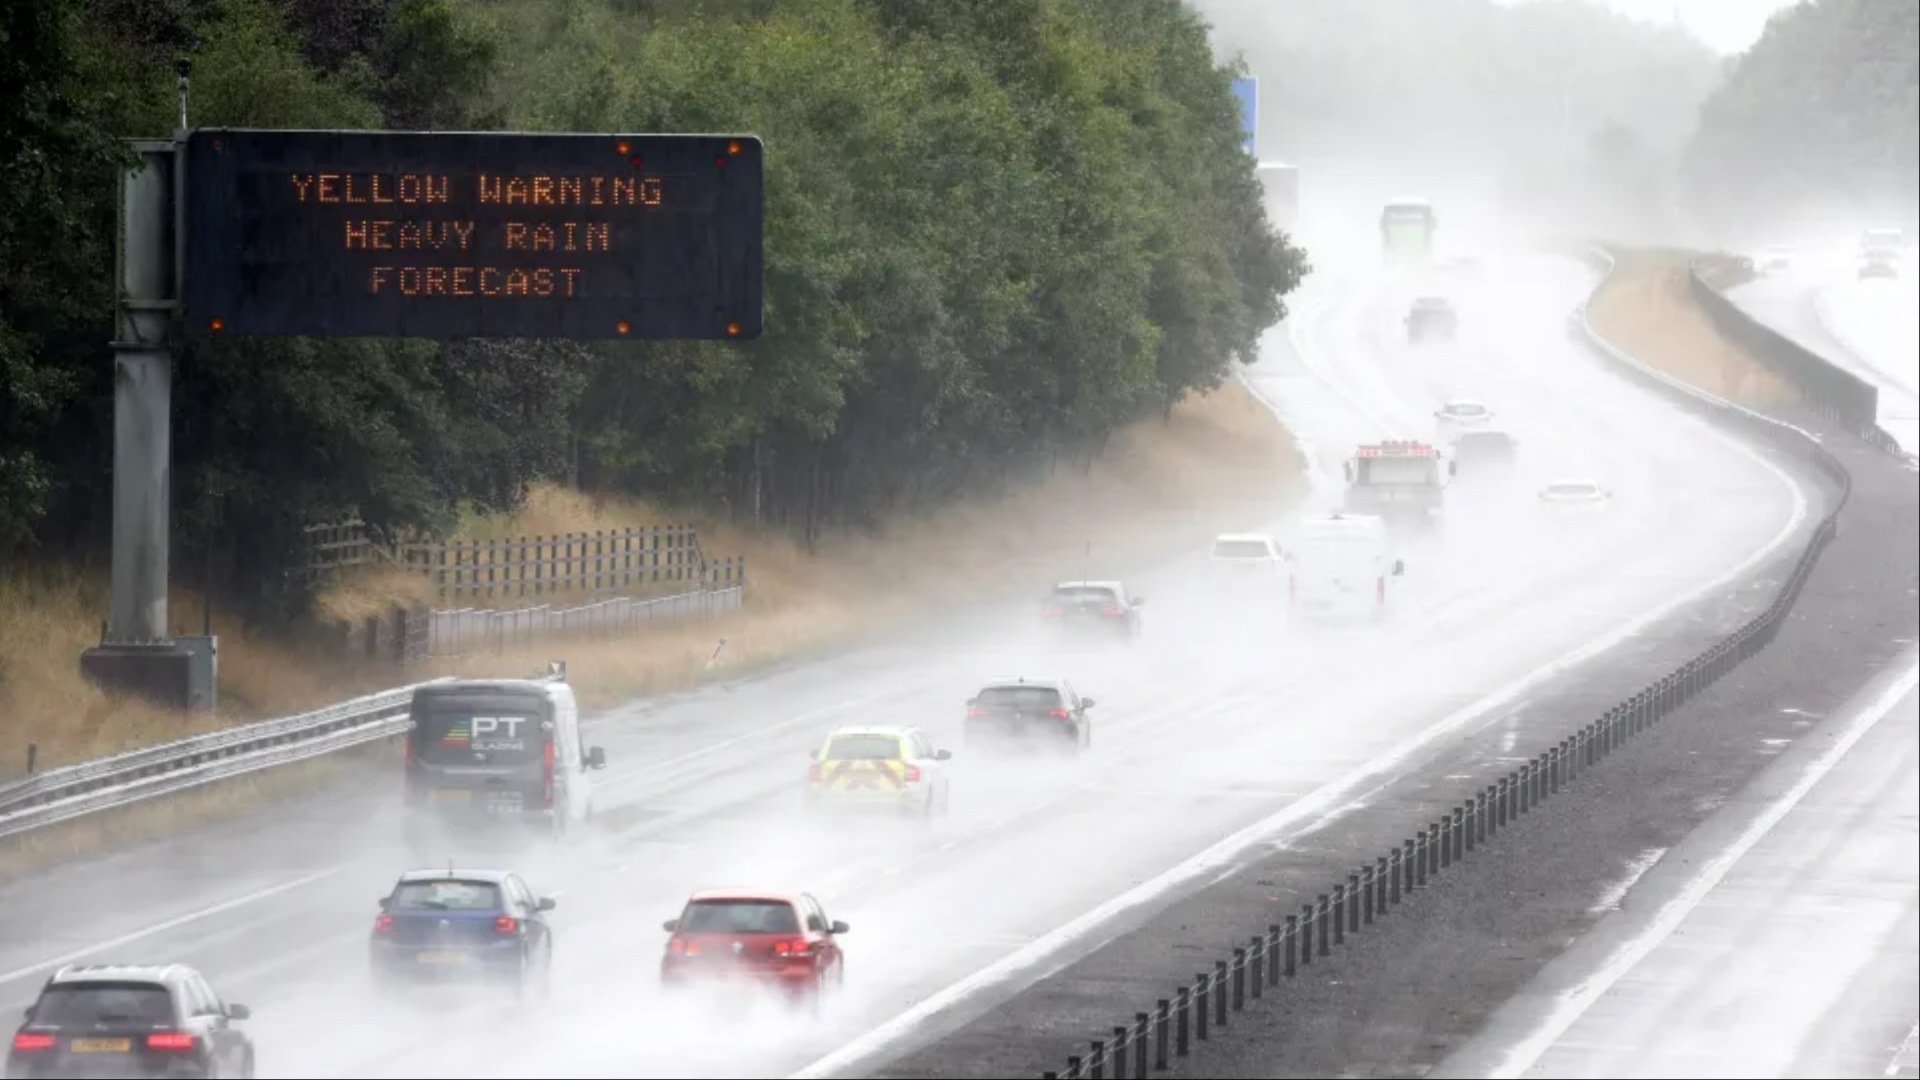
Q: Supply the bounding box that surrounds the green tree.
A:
[1682,0,1920,237]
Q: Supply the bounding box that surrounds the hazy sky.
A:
[1503,0,1804,54]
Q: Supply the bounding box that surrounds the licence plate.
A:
[415,950,466,964]
[69,1038,131,1052]
[431,788,469,801]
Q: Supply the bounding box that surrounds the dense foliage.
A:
[1186,0,1722,241]
[0,0,1304,614]
[1682,0,1920,237]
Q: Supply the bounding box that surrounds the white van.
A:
[1285,513,1404,619]
[403,664,606,842]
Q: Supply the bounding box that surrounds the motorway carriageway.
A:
[0,250,1821,1079]
[1432,657,1920,1080]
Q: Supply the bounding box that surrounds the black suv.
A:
[6,964,255,1079]
[964,679,1095,754]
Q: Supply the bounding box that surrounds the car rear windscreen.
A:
[1052,585,1117,603]
[679,899,801,934]
[1211,539,1273,559]
[823,734,902,761]
[33,983,174,1026]
[1547,483,1598,497]
[975,686,1063,710]
[389,879,504,911]
[416,704,543,765]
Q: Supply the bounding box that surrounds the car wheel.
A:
[241,1050,257,1080]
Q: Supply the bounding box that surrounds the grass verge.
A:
[1,380,1302,877]
[1586,247,1798,409]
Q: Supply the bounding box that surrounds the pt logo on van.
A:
[440,716,529,754]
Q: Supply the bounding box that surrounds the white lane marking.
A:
[1586,847,1667,915]
[1487,662,1920,1079]
[1887,1021,1919,1077]
[784,266,1815,1079]
[594,678,937,794]
[0,867,343,988]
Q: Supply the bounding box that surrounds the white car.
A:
[1434,397,1494,429]
[1538,478,1611,506]
[1210,533,1283,573]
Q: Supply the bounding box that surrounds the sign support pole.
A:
[80,139,202,709]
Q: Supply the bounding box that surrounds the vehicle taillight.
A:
[808,763,823,781]
[966,707,988,717]
[373,913,394,933]
[10,1032,54,1052]
[1048,708,1071,720]
[903,764,922,782]
[1041,605,1063,616]
[668,937,687,955]
[541,739,554,809]
[772,937,813,958]
[495,915,520,934]
[1103,604,1126,616]
[146,1031,195,1051]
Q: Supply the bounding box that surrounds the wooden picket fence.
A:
[300,519,744,602]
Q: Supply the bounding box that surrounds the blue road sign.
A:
[1231,77,1258,156]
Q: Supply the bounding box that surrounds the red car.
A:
[660,890,848,1012]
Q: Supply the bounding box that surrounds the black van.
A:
[403,671,606,842]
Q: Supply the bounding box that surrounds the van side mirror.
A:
[537,896,557,911]
[22,1005,34,1021]
[1079,697,1096,709]
[1131,597,1145,606]
[224,1004,250,1021]
[1393,559,1405,576]
[377,896,391,910]
[964,697,976,708]
[662,919,679,933]
[1448,461,1458,476]
[934,749,953,761]
[830,920,850,934]
[585,746,607,770]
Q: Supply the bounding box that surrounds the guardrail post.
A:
[1066,1058,1082,1079]
[1565,736,1579,783]
[1155,999,1171,1070]
[1317,895,1332,956]
[1175,986,1191,1055]
[1215,960,1229,1026]
[1460,804,1475,853]
[1539,753,1551,802]
[1249,937,1264,999]
[1452,806,1466,860]
[1089,1041,1105,1080]
[1389,848,1403,905]
[1374,856,1389,915]
[1284,915,1299,976]
[1195,973,1210,1041]
[1299,904,1313,965]
[1437,820,1451,870]
[1414,835,1428,887]
[1517,764,1531,814]
[1231,950,1247,1010]
[1265,925,1281,986]
[1348,872,1362,931]
[1111,1027,1129,1079]
[1332,884,1347,944]
[1362,866,1376,924]
[1498,775,1511,826]
[1134,1015,1149,1077]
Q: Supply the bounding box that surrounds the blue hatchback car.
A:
[369,868,556,997]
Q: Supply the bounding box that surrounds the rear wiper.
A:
[413,900,450,909]
[89,1013,140,1023]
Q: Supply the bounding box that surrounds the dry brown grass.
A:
[1588,248,1799,410]
[0,565,392,777]
[402,381,1304,709]
[0,380,1301,874]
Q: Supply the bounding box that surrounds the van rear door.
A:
[408,692,553,819]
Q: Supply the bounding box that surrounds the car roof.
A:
[1213,532,1274,543]
[1545,478,1601,490]
[1442,397,1487,406]
[1054,579,1123,590]
[685,889,803,906]
[1454,428,1513,439]
[396,867,515,885]
[979,677,1066,691]
[48,963,190,987]
[824,725,916,739]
